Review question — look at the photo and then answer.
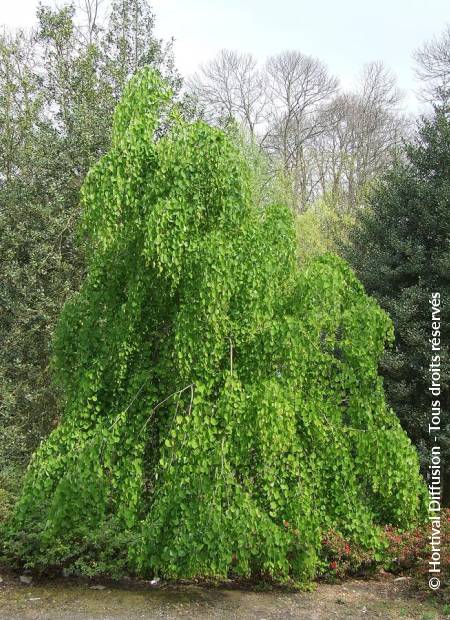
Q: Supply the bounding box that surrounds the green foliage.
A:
[0,0,180,474]
[0,26,82,471]
[4,69,426,585]
[225,128,352,264]
[296,199,355,264]
[343,109,450,501]
[0,464,22,527]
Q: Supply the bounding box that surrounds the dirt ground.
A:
[0,571,448,620]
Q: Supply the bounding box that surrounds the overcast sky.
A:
[2,0,449,112]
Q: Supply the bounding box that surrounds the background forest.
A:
[0,0,449,520]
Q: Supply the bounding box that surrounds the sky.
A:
[2,0,449,112]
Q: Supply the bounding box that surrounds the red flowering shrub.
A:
[319,508,450,586]
[383,508,450,578]
[319,529,376,578]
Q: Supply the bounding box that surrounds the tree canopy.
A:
[4,69,426,584]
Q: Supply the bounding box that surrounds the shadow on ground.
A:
[0,572,447,619]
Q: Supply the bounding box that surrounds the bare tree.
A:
[264,51,338,209]
[310,62,405,210]
[188,50,267,137]
[310,93,354,203]
[415,24,450,106]
[188,50,404,213]
[77,0,105,45]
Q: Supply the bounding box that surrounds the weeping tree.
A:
[4,69,425,583]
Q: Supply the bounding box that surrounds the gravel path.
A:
[0,572,447,619]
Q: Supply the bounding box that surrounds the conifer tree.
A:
[344,109,450,503]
